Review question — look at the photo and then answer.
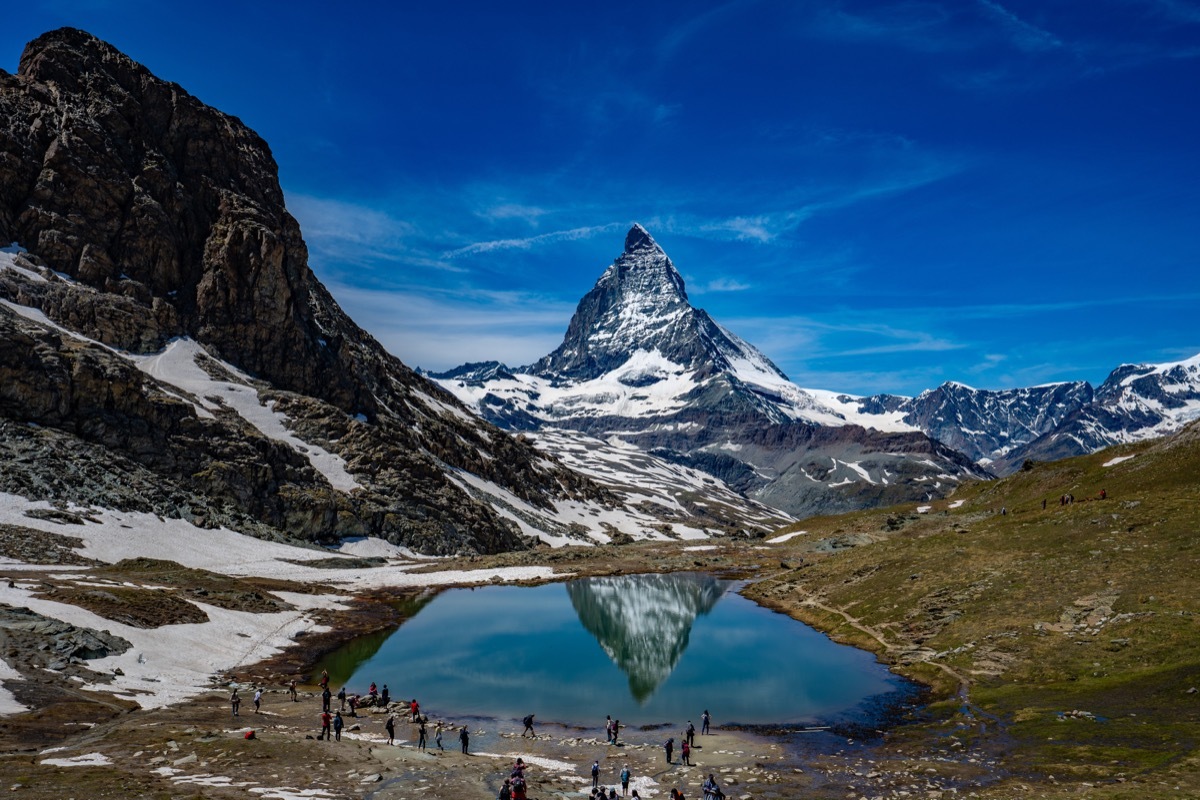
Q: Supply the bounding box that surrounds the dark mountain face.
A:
[0,28,363,411]
[0,28,612,555]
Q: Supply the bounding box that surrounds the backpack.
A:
[523,715,533,726]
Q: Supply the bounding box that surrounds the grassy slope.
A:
[744,421,1200,796]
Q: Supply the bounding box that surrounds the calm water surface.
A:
[318,573,909,727]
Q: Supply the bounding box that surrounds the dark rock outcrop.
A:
[0,28,610,554]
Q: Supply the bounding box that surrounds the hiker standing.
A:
[319,669,329,689]
[591,760,600,789]
[686,720,695,747]
[417,717,428,750]
[381,684,390,706]
[385,713,396,745]
[459,725,470,754]
[522,713,536,737]
[321,687,331,712]
[511,758,529,800]
[319,710,331,741]
[701,710,711,735]
[253,688,262,714]
[333,711,344,741]
[681,738,691,765]
[411,698,420,721]
[288,679,297,702]
[620,764,631,796]
[337,686,346,711]
[230,688,240,717]
[435,721,444,750]
[664,737,674,763]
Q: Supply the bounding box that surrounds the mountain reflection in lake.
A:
[320,573,909,726]
[566,573,724,702]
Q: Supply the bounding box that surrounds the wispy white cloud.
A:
[286,192,461,272]
[807,2,962,52]
[656,0,763,62]
[699,216,777,243]
[443,223,624,259]
[975,0,1065,52]
[287,193,412,258]
[695,277,752,293]
[832,336,965,357]
[475,203,552,226]
[321,280,574,371]
[967,353,1008,374]
[1142,0,1200,24]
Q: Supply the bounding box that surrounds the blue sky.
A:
[4,1,1199,395]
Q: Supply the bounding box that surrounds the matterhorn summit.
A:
[528,224,786,385]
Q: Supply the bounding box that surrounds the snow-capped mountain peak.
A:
[435,225,986,518]
[526,224,792,394]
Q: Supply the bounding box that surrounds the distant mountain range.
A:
[432,225,1200,514]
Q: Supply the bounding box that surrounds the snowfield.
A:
[0,491,560,712]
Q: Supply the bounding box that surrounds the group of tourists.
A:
[299,668,458,749]
[284,670,723,799]
[497,757,532,800]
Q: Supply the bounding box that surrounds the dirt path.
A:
[798,596,973,697]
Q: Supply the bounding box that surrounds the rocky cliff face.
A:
[0,28,620,554]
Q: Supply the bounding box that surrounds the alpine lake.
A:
[314,572,916,730]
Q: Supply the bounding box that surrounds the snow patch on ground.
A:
[0,656,27,715]
[332,536,424,560]
[40,752,112,767]
[766,531,806,544]
[1102,455,1136,467]
[916,505,932,513]
[948,499,965,509]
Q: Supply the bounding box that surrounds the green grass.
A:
[743,421,1200,789]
